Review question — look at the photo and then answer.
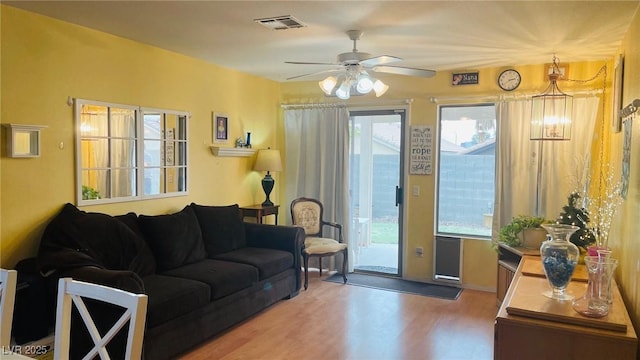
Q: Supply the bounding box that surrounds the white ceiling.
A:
[5,1,640,82]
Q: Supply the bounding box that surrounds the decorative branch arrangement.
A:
[577,171,624,249]
[588,175,623,248]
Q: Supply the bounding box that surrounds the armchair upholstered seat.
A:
[291,197,347,289]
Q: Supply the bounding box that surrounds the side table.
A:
[240,204,279,225]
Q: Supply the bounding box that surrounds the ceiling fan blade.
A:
[285,61,338,66]
[372,65,436,78]
[360,55,402,67]
[286,69,341,80]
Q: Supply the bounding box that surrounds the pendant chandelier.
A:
[318,64,388,100]
[531,56,573,140]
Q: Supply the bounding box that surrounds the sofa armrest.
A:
[245,223,304,291]
[245,223,304,252]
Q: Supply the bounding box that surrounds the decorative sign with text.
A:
[452,71,479,86]
[410,125,433,175]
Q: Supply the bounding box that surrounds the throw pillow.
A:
[114,212,157,276]
[190,203,246,255]
[138,205,207,271]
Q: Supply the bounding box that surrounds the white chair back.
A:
[0,269,18,348]
[54,278,148,360]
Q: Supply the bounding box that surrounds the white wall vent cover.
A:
[254,15,306,30]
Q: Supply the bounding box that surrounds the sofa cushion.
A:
[212,247,293,280]
[37,203,156,277]
[138,205,207,271]
[142,274,211,328]
[162,259,258,300]
[190,203,246,255]
[114,212,157,276]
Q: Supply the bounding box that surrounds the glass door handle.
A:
[395,186,403,206]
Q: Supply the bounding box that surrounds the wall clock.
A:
[498,69,521,91]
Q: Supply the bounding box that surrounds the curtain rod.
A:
[430,89,603,103]
[281,103,347,109]
[281,98,413,109]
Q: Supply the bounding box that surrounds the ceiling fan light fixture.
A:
[373,79,389,97]
[288,30,435,98]
[319,76,337,95]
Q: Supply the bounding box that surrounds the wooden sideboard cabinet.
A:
[496,243,539,306]
[494,256,638,360]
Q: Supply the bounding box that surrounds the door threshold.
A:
[354,266,399,276]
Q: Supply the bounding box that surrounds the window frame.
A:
[75,99,189,205]
[434,102,496,240]
[140,107,189,199]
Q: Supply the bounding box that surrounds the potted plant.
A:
[82,185,100,200]
[496,215,548,250]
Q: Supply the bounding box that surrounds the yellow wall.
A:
[2,3,636,306]
[230,3,640,339]
[0,6,282,268]
[282,60,611,290]
[613,8,640,334]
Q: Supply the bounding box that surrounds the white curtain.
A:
[81,108,136,199]
[493,96,600,238]
[111,110,136,197]
[284,107,352,272]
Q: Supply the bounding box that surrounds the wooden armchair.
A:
[291,197,347,289]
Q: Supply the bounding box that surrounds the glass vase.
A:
[572,255,618,318]
[540,224,580,300]
[596,249,615,304]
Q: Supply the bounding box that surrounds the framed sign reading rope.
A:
[409,125,433,175]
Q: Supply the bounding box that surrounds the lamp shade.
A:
[373,80,389,97]
[319,76,337,95]
[254,149,282,172]
[335,81,352,100]
[356,73,374,93]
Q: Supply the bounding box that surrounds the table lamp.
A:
[253,148,282,206]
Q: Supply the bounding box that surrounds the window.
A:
[142,109,188,196]
[75,99,188,205]
[436,104,496,238]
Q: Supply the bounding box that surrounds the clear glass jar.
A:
[540,224,580,300]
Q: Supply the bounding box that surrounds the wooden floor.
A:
[179,271,498,360]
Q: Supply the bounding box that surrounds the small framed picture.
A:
[213,112,229,143]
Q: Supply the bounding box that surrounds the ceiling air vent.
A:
[254,15,306,30]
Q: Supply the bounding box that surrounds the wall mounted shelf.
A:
[2,123,48,158]
[210,146,255,157]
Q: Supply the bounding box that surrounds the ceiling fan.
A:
[286,30,436,99]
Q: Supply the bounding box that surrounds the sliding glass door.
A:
[349,109,405,276]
